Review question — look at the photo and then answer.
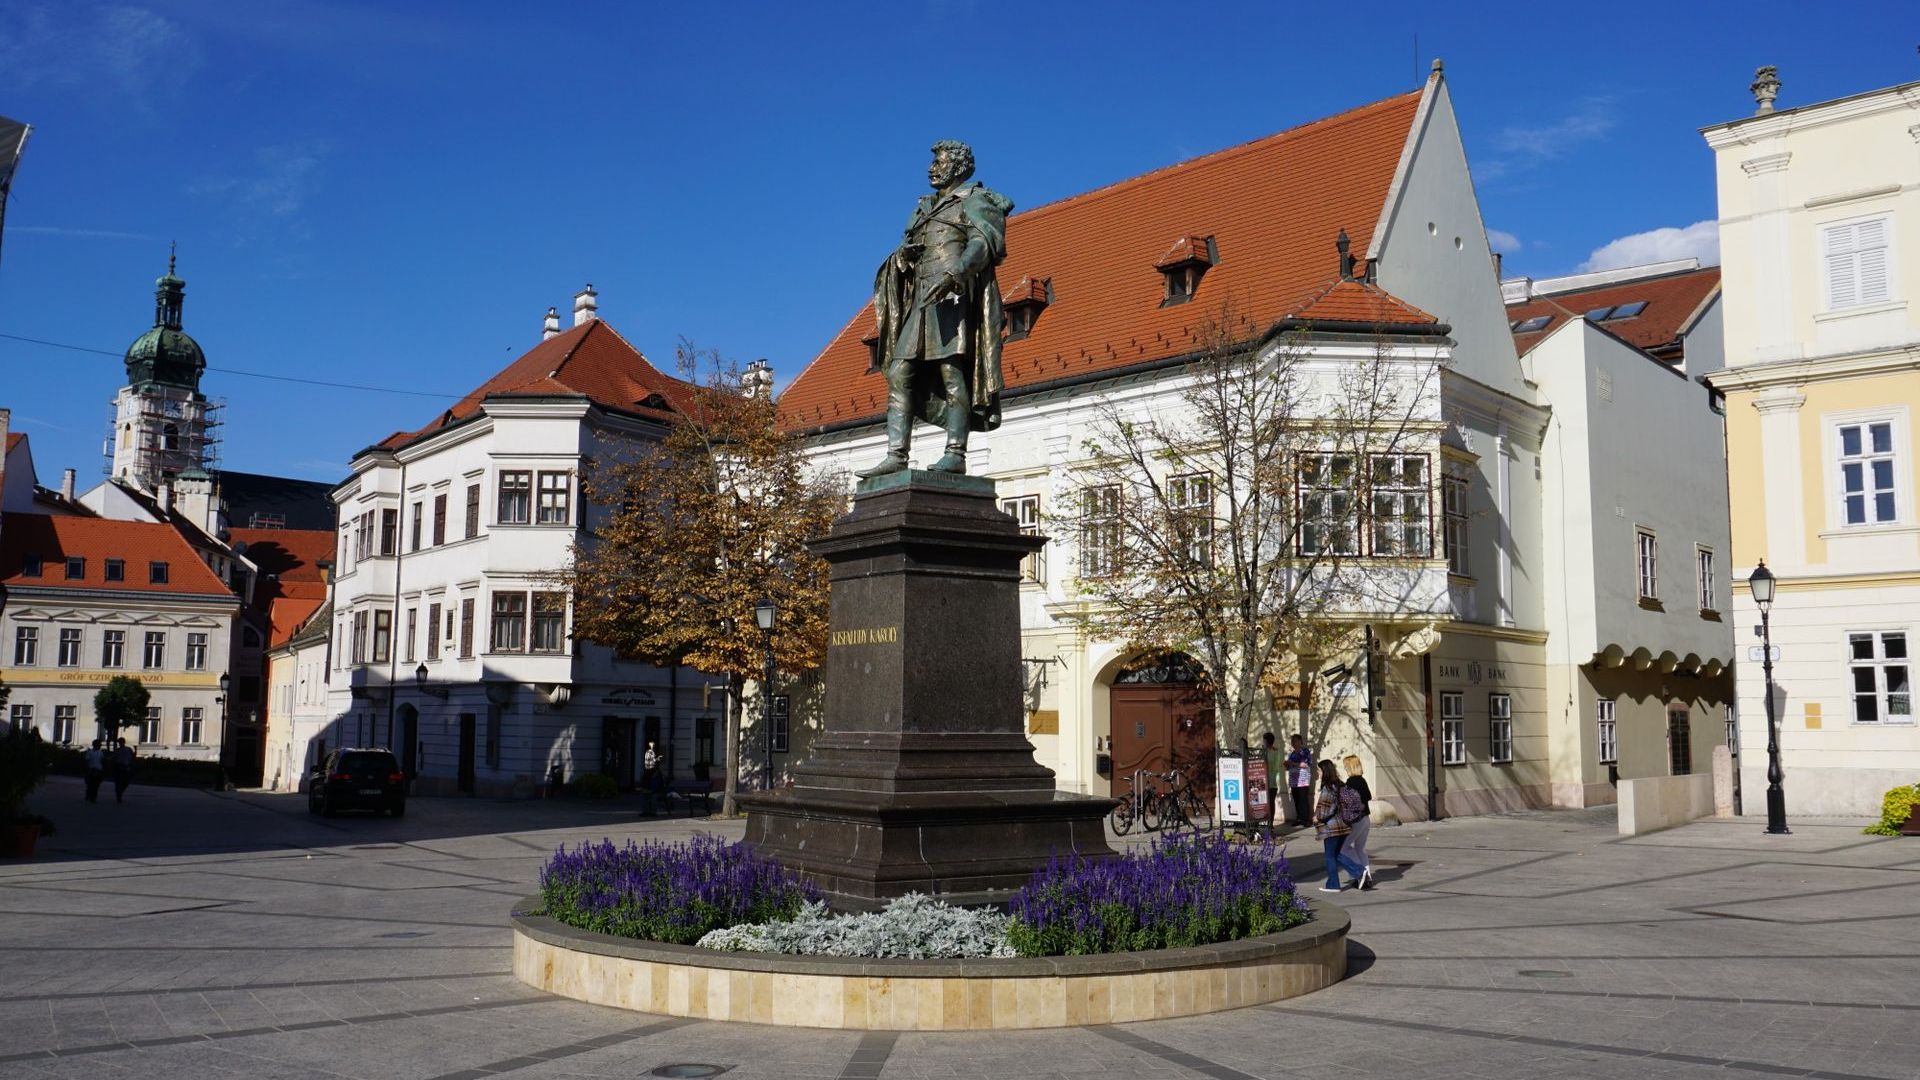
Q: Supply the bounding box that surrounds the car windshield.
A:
[338,752,396,773]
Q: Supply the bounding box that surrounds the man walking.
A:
[82,739,106,803]
[110,737,135,803]
[1286,733,1315,828]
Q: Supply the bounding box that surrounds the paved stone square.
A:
[1,776,1915,1079]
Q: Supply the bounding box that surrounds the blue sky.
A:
[0,1,1912,485]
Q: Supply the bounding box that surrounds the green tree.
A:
[94,676,151,739]
[561,342,840,815]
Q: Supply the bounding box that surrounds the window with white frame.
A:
[9,703,31,736]
[101,630,124,668]
[1837,419,1898,526]
[1489,693,1513,762]
[1725,703,1738,756]
[1370,455,1430,556]
[57,627,82,667]
[1300,453,1359,555]
[14,626,37,665]
[372,610,392,664]
[1001,494,1044,583]
[138,707,161,744]
[1696,546,1716,613]
[53,705,76,744]
[1168,472,1215,565]
[1849,630,1911,724]
[1442,473,1470,576]
[1079,485,1122,579]
[1823,216,1891,310]
[1597,698,1618,764]
[180,707,204,745]
[1440,692,1466,765]
[350,611,368,664]
[142,631,165,670]
[405,608,417,663]
[1636,529,1658,601]
[186,632,207,671]
[491,593,527,652]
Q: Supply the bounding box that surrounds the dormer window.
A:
[149,561,170,585]
[1003,276,1052,341]
[1156,235,1216,307]
[105,559,126,582]
[21,554,41,578]
[65,557,85,580]
[861,333,882,371]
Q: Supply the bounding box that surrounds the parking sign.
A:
[1218,755,1246,822]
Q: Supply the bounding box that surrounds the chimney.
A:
[61,469,75,500]
[542,306,561,339]
[572,285,599,327]
[158,478,174,513]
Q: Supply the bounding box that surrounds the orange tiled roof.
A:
[777,89,1425,430]
[265,596,325,649]
[231,527,333,628]
[0,513,232,595]
[1508,266,1721,357]
[1277,278,1439,328]
[378,320,697,450]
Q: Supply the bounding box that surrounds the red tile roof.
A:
[230,528,334,634]
[1507,266,1721,357]
[1277,278,1439,328]
[265,596,325,649]
[377,320,698,450]
[0,513,232,595]
[777,89,1425,430]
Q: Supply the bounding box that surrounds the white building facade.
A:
[324,304,715,797]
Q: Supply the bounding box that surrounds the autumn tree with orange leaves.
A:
[562,342,839,816]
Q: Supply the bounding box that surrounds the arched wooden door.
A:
[1108,654,1214,799]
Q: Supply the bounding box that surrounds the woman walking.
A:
[1313,759,1368,893]
[1342,755,1375,889]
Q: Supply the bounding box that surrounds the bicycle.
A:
[1109,770,1143,835]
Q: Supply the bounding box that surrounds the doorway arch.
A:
[1105,652,1214,799]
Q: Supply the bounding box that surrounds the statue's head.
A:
[928,140,975,189]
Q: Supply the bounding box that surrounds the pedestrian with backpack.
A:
[1341,754,1375,888]
[1313,759,1369,893]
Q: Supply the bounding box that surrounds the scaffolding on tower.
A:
[101,395,224,481]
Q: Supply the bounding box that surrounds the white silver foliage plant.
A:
[696,893,1017,958]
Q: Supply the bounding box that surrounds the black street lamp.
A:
[414,662,448,700]
[216,671,231,790]
[754,598,777,791]
[1750,561,1789,835]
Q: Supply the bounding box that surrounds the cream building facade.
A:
[1704,76,1920,816]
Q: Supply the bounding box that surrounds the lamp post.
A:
[754,598,777,791]
[216,671,231,790]
[1750,561,1789,835]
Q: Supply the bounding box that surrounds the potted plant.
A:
[1865,782,1920,837]
[1,730,57,858]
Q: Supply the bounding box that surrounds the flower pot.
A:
[0,823,40,859]
[1901,806,1920,837]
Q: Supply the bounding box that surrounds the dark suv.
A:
[308,748,407,817]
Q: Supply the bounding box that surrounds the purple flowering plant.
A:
[538,835,818,945]
[1006,832,1309,956]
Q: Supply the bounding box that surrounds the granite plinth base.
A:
[737,786,1117,909]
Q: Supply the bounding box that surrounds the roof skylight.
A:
[1511,315,1552,333]
[1584,301,1648,322]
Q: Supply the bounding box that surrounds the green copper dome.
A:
[125,251,205,391]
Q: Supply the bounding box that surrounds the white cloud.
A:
[1485,228,1522,255]
[1577,221,1720,273]
[11,225,152,240]
[1476,98,1616,184]
[0,5,201,100]
[190,141,330,218]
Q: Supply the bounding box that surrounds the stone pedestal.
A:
[740,470,1116,908]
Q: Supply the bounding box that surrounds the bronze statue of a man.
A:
[859,140,1013,477]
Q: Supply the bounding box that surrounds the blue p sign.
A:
[1222,779,1241,801]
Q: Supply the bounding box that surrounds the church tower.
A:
[108,249,221,494]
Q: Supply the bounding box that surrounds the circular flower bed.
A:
[534,831,1307,959]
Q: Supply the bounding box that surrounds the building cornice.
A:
[0,584,239,608]
[1702,80,1920,148]
[1440,621,1550,646]
[1707,344,1920,393]
[1440,369,1550,445]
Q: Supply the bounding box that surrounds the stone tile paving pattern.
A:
[2,776,1914,1079]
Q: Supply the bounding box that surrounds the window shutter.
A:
[1825,222,1859,309]
[1856,217,1890,305]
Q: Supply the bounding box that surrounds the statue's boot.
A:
[858,407,913,478]
[929,440,967,475]
[928,394,970,474]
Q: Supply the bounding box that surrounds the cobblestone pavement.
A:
[2,775,1914,1079]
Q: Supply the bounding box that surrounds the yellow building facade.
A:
[1704,77,1920,816]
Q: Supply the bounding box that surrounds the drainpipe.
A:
[1422,652,1438,821]
[385,459,407,752]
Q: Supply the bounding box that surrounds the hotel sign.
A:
[0,668,222,689]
